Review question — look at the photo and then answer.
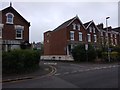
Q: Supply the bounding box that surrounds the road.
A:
[2,61,119,88]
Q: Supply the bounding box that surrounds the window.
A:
[114,34,117,38]
[16,29,23,39]
[87,34,91,42]
[70,31,74,40]
[72,23,76,30]
[105,32,108,37]
[94,34,97,42]
[111,34,113,38]
[93,27,95,33]
[15,25,24,39]
[115,39,117,45]
[79,32,82,41]
[77,24,80,30]
[6,13,14,24]
[101,32,103,36]
[0,28,2,38]
[89,27,92,32]
[111,38,113,45]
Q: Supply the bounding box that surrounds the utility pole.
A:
[106,17,110,62]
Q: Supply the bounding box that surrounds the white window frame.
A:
[101,32,103,36]
[111,38,113,45]
[77,24,80,30]
[79,32,82,41]
[15,25,24,39]
[87,34,91,42]
[72,23,76,30]
[93,27,96,33]
[94,34,97,42]
[114,34,117,38]
[70,31,74,41]
[105,32,108,37]
[6,13,14,24]
[89,27,92,33]
[115,39,117,45]
[111,33,113,38]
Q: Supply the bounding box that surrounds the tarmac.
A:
[2,64,52,83]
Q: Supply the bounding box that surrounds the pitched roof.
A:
[1,6,30,26]
[83,21,92,28]
[53,16,85,31]
[84,20,100,32]
[112,27,120,33]
[54,17,75,31]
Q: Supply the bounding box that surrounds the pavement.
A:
[2,64,53,83]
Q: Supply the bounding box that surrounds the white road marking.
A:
[55,73,61,76]
[63,72,69,75]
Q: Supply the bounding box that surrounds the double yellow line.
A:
[46,65,57,76]
[2,65,57,84]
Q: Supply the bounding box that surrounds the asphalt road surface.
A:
[2,61,119,88]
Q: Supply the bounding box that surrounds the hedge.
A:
[102,51,119,62]
[2,50,40,74]
[72,44,97,62]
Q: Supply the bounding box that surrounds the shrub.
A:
[102,51,119,62]
[110,51,119,61]
[72,44,97,62]
[2,50,40,74]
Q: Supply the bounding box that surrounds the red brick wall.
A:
[44,19,87,55]
[2,7,29,41]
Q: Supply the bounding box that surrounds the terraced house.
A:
[42,16,120,61]
[0,3,30,51]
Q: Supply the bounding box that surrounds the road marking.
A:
[78,70,84,72]
[54,73,61,76]
[44,62,57,65]
[63,72,69,75]
[71,71,77,73]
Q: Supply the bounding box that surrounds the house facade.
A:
[0,4,30,51]
[42,16,101,60]
[97,23,120,47]
[42,16,120,61]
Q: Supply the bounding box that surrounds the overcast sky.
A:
[1,0,119,43]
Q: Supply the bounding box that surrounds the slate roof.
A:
[53,16,76,31]
[112,27,120,33]
[83,21,92,28]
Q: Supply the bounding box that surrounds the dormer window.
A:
[89,27,92,32]
[6,13,14,24]
[72,23,76,30]
[93,27,96,33]
[77,24,80,30]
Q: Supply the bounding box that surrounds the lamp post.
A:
[106,17,110,62]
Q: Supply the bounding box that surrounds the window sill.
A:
[16,38,23,40]
[6,22,13,24]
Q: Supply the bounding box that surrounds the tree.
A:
[72,44,97,62]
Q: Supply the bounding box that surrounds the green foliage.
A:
[72,44,97,62]
[102,51,119,62]
[2,50,40,74]
[96,49,102,58]
[110,52,119,61]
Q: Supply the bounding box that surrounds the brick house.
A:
[0,4,30,51]
[42,16,100,60]
[42,16,120,60]
[83,20,100,49]
[97,23,120,47]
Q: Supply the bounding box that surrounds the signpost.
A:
[85,44,88,62]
